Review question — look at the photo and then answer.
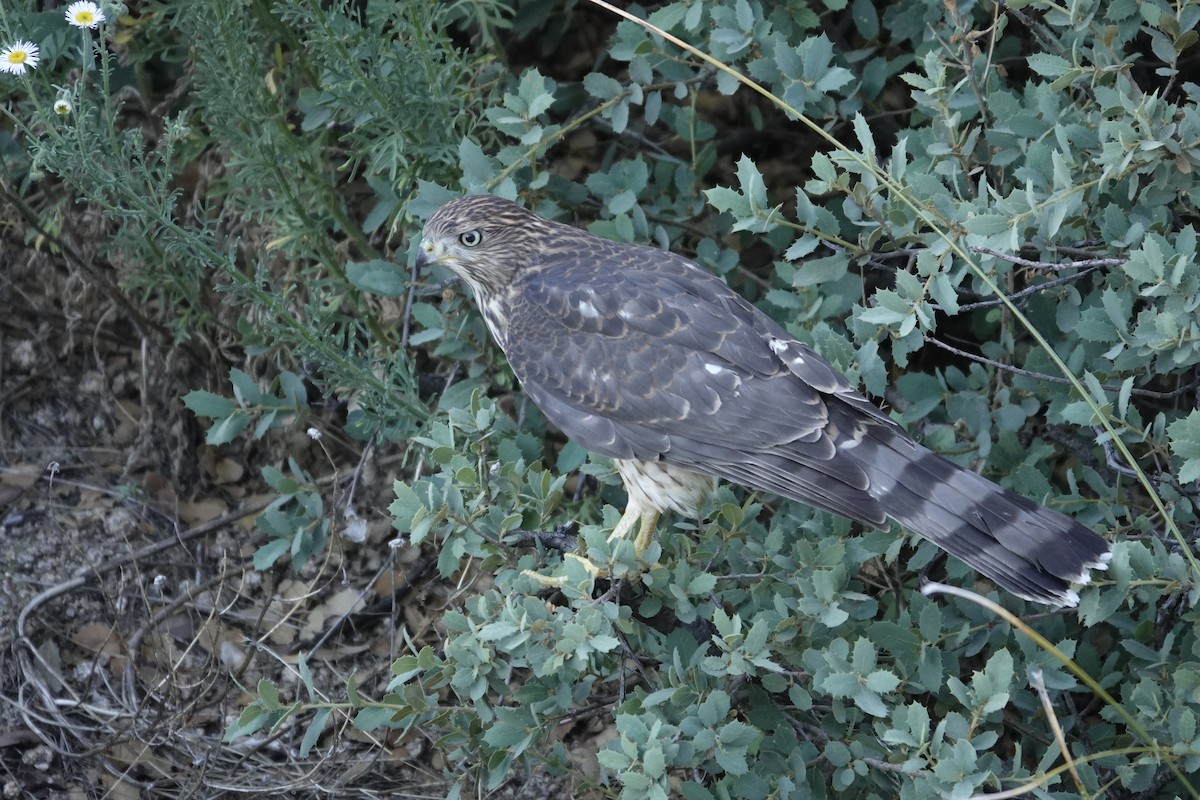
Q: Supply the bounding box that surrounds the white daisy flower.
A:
[65,1,106,29]
[0,41,39,75]
[54,98,73,115]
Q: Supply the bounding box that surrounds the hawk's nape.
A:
[415,194,1112,607]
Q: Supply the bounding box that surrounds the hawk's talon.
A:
[521,568,567,589]
[521,553,605,589]
[567,552,605,576]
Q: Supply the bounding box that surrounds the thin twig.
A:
[1095,426,1142,480]
[942,265,1101,312]
[970,246,1125,271]
[341,423,380,512]
[922,335,1184,399]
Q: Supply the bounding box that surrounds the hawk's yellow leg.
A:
[608,507,660,558]
[606,504,660,558]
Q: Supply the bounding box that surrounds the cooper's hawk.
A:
[415,195,1111,606]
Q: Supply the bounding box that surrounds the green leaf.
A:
[298,653,314,697]
[865,670,901,693]
[1059,399,1103,426]
[853,113,876,163]
[182,390,234,418]
[680,783,717,800]
[481,707,536,753]
[389,481,426,528]
[223,704,272,742]
[262,465,298,494]
[647,4,688,29]
[354,705,400,731]
[714,742,749,775]
[975,650,1014,715]
[257,679,281,709]
[735,153,769,210]
[792,254,848,285]
[858,303,910,327]
[347,259,407,296]
[822,672,859,697]
[854,687,888,717]
[744,618,770,654]
[824,740,852,767]
[784,235,820,261]
[459,138,497,189]
[918,602,943,640]
[299,707,331,757]
[643,744,666,778]
[763,289,801,310]
[207,410,251,445]
[597,748,631,771]
[851,637,876,673]
[703,186,747,216]
[229,368,262,406]
[253,537,291,570]
[583,72,623,100]
[698,690,731,726]
[706,156,780,232]
[1168,410,1200,482]
[686,572,717,596]
[590,634,620,652]
[1026,53,1072,76]
[478,620,520,641]
[850,0,878,38]
[868,621,918,654]
[517,68,556,117]
[962,214,1012,235]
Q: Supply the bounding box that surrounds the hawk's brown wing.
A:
[503,241,892,526]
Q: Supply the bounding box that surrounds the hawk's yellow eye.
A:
[459,230,483,247]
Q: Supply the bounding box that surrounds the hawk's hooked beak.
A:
[414,236,435,275]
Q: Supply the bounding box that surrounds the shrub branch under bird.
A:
[415,195,1111,607]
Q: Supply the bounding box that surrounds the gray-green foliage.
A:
[7,0,1198,795]
[382,0,1200,796]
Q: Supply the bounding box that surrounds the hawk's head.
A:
[416,195,555,299]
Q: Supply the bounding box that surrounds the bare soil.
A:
[0,222,580,798]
